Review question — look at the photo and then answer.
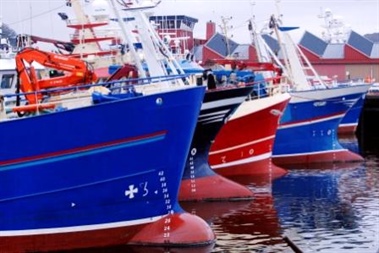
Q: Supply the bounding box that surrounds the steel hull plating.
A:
[179,86,255,201]
[272,86,366,165]
[0,87,215,252]
[209,93,291,177]
[338,93,366,135]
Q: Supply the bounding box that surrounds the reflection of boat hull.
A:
[209,93,290,177]
[272,163,363,229]
[182,192,282,249]
[180,87,255,201]
[53,243,215,253]
[0,87,215,251]
[181,200,254,223]
[273,86,366,165]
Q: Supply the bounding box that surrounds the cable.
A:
[8,3,66,26]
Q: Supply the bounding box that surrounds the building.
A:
[149,15,198,56]
[150,15,378,82]
[298,31,379,82]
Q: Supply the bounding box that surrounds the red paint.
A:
[179,174,254,202]
[272,149,364,165]
[0,213,215,252]
[209,94,290,177]
[338,124,358,135]
[130,212,215,245]
[212,157,287,179]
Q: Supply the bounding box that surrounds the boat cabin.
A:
[0,58,46,108]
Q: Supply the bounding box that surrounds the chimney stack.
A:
[206,20,216,40]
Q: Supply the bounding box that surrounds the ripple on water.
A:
[188,138,379,253]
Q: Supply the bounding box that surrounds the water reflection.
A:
[272,160,379,253]
[58,244,214,253]
[53,136,379,252]
[182,174,292,252]
[339,134,362,154]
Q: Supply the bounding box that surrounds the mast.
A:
[65,0,110,54]
[219,16,233,58]
[108,0,146,77]
[109,0,188,86]
[270,0,329,90]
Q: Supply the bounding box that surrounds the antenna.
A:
[219,16,233,58]
[318,7,350,43]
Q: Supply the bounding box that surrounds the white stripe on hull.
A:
[339,123,358,127]
[289,85,370,103]
[272,148,348,158]
[212,152,272,169]
[0,215,164,236]
[199,109,229,118]
[209,135,276,155]
[201,96,247,110]
[198,109,229,124]
[230,93,291,120]
[279,113,345,129]
[198,115,225,123]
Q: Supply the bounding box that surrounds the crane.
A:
[14,47,98,115]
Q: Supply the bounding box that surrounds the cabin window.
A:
[1,74,15,89]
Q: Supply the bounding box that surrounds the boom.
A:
[15,47,98,108]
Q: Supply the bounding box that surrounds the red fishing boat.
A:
[205,59,291,178]
[209,91,290,178]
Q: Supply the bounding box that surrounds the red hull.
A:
[209,93,291,177]
[179,174,254,201]
[272,149,364,165]
[212,157,287,179]
[338,124,358,135]
[0,213,215,252]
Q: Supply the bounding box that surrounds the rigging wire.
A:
[16,0,24,34]
[49,0,55,39]
[8,3,66,26]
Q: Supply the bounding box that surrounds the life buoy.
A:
[364,76,375,83]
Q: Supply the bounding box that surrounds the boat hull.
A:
[0,212,214,252]
[209,92,291,178]
[272,86,366,165]
[338,91,367,135]
[179,86,255,201]
[0,86,215,251]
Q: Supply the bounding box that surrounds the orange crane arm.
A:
[15,47,98,107]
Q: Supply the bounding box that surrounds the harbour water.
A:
[182,135,379,253]
[63,134,378,253]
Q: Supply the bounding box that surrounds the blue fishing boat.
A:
[337,83,369,135]
[272,85,366,164]
[250,14,369,165]
[0,73,215,252]
[0,1,216,250]
[179,85,256,201]
[48,0,255,203]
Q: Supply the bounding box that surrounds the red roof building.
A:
[150,15,378,82]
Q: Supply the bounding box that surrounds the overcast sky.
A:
[1,0,378,48]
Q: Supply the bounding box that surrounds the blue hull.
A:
[272,86,366,164]
[339,93,365,134]
[183,87,254,178]
[0,86,206,248]
[180,86,255,201]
